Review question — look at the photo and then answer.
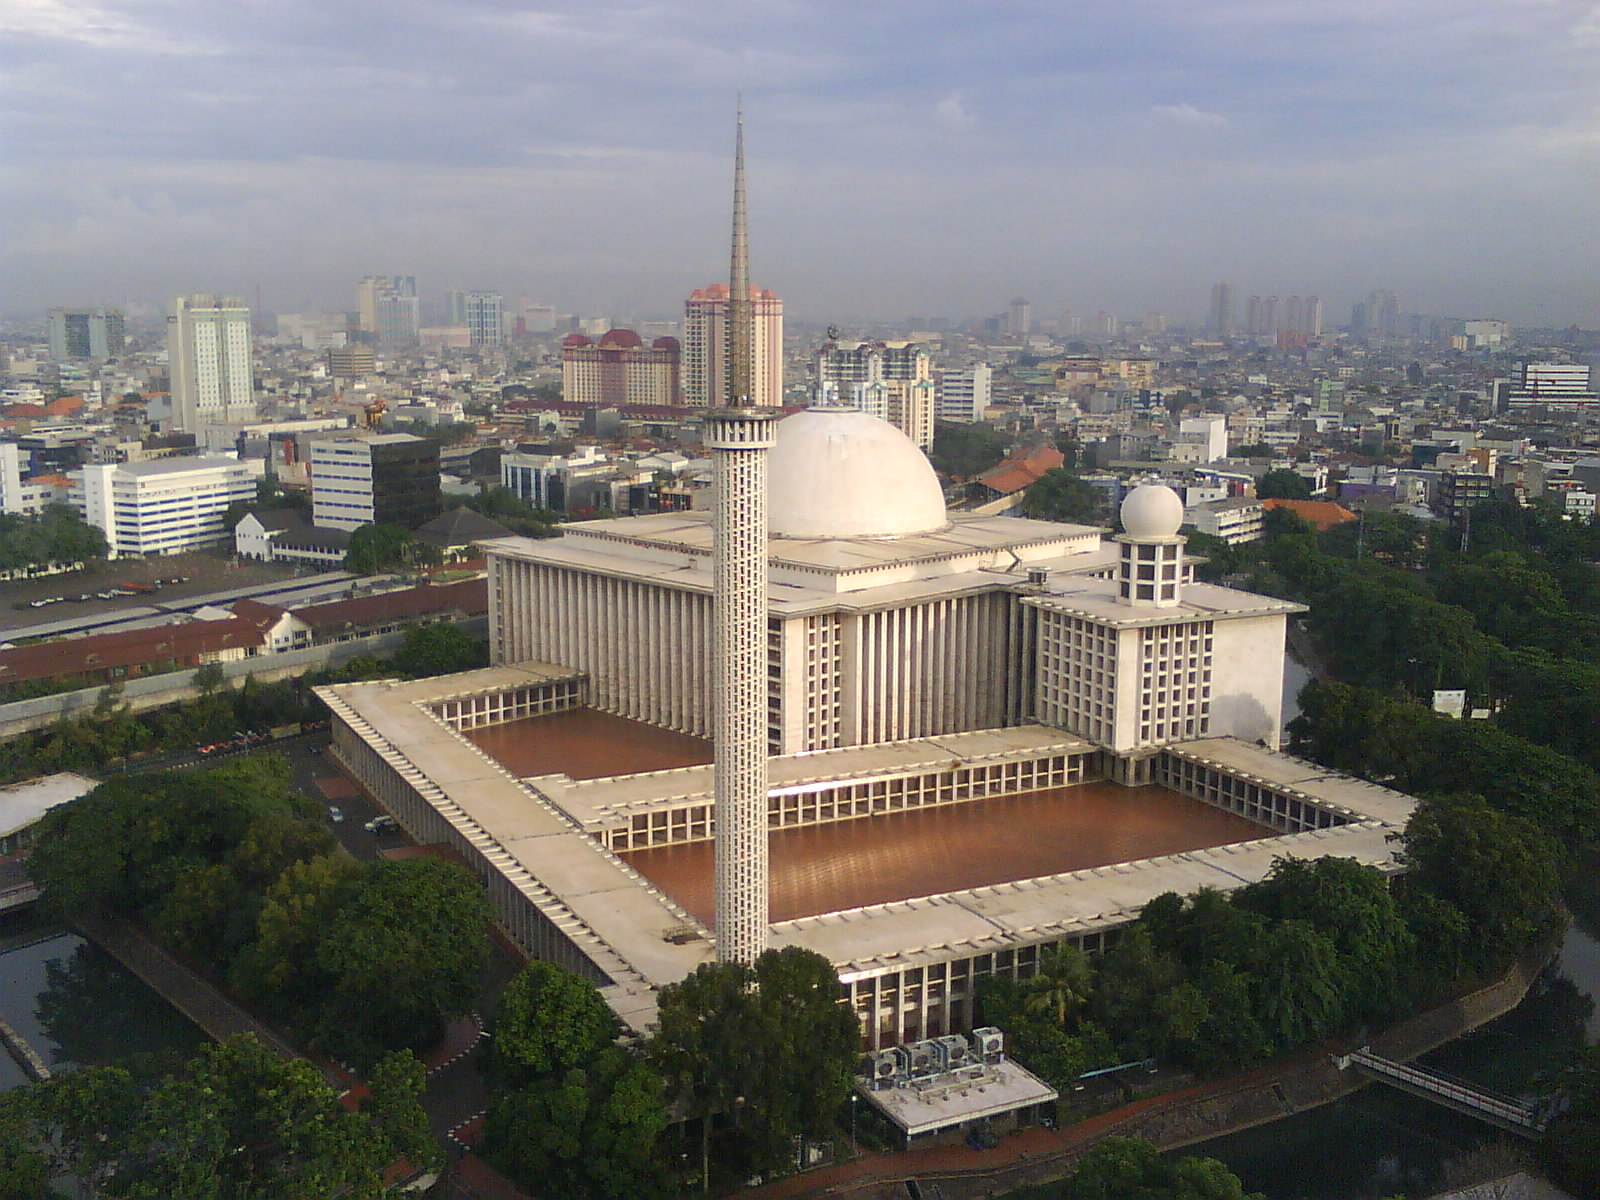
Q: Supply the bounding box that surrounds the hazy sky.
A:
[3,0,1597,327]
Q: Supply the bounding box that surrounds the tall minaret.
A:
[705,108,780,966]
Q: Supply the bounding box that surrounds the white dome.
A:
[1120,484,1185,539]
[768,407,949,539]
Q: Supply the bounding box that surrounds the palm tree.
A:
[1022,946,1095,1027]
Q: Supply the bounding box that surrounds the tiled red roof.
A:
[1262,498,1358,531]
[976,446,1066,494]
[0,617,263,687]
[291,579,486,630]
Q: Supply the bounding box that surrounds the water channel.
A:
[0,913,204,1092]
[1173,904,1600,1198]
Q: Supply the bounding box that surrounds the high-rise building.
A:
[448,290,504,346]
[1007,297,1032,337]
[816,341,936,449]
[936,365,992,424]
[168,295,255,432]
[356,275,420,345]
[682,283,783,408]
[1207,282,1236,335]
[47,307,125,360]
[309,434,442,532]
[561,330,681,407]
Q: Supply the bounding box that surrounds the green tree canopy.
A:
[649,947,859,1179]
[310,857,492,1068]
[930,421,1010,480]
[492,960,620,1085]
[1394,793,1564,973]
[8,1035,431,1199]
[1255,469,1311,500]
[484,1045,671,1200]
[0,503,109,571]
[392,621,489,679]
[1023,469,1106,524]
[344,522,439,574]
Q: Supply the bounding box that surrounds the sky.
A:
[2,0,1598,328]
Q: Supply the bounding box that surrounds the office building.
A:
[1501,362,1596,411]
[71,457,257,557]
[449,291,504,346]
[309,434,442,532]
[168,295,255,432]
[1007,298,1032,337]
[936,365,993,424]
[357,275,420,345]
[816,341,936,449]
[1207,282,1236,335]
[47,308,125,360]
[682,283,783,408]
[561,330,681,407]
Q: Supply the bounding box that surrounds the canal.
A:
[0,912,204,1091]
[1174,898,1600,1198]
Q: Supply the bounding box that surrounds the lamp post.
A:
[850,1091,858,1150]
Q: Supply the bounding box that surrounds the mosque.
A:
[317,407,1416,1048]
[316,119,1415,1067]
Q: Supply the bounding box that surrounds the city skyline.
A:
[3,1,1598,326]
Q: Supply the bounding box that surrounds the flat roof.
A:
[861,1059,1059,1138]
[322,673,1414,1030]
[1026,578,1306,628]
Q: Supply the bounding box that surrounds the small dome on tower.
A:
[1120,484,1184,539]
[768,407,949,540]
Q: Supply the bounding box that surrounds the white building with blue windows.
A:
[70,457,258,558]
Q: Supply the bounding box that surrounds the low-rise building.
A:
[1187,497,1265,544]
[70,457,258,557]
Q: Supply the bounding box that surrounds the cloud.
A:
[935,91,977,131]
[0,0,217,53]
[1151,102,1228,129]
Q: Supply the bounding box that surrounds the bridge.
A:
[1333,1046,1547,1136]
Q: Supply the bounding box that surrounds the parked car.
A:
[328,806,345,823]
[364,815,396,834]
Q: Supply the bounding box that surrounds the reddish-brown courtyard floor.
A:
[622,782,1273,924]
[463,709,713,780]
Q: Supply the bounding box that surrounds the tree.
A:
[930,422,1009,480]
[1235,856,1413,1023]
[1255,469,1311,500]
[484,1046,671,1200]
[12,1035,429,1199]
[392,621,489,678]
[1060,1137,1252,1200]
[310,857,491,1068]
[650,947,858,1180]
[492,960,619,1085]
[1023,945,1095,1026]
[1541,1044,1600,1197]
[1393,794,1564,973]
[1023,469,1105,524]
[365,1051,443,1176]
[344,522,435,574]
[1249,919,1349,1050]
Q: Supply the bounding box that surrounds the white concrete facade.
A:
[169,295,255,432]
[69,457,258,558]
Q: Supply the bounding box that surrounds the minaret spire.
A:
[705,104,779,967]
[727,102,753,407]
